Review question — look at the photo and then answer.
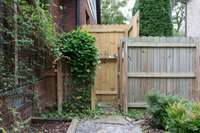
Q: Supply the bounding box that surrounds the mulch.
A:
[27,121,70,133]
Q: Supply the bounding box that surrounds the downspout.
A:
[76,0,80,26]
[96,0,101,24]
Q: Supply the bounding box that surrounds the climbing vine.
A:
[0,0,57,96]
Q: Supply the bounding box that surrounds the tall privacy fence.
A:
[82,15,139,110]
[118,37,200,112]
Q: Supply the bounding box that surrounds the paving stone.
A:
[75,116,142,133]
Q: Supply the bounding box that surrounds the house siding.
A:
[187,0,200,37]
[80,0,97,25]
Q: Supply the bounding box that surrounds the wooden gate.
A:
[82,25,128,109]
[81,15,139,110]
[119,37,200,112]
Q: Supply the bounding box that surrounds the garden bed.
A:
[27,117,71,133]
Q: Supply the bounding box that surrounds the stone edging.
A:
[66,119,79,133]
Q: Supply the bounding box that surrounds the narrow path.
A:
[75,116,142,133]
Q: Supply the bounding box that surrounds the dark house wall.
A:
[80,0,97,25]
[50,0,98,32]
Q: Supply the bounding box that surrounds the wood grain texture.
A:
[82,24,137,110]
[120,37,200,110]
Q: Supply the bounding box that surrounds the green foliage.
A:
[127,109,147,120]
[0,104,26,132]
[57,29,99,86]
[139,0,173,36]
[63,88,91,114]
[146,93,177,129]
[147,93,200,132]
[56,29,99,112]
[0,54,15,95]
[17,0,57,48]
[165,101,200,132]
[0,0,57,95]
[40,105,105,120]
[101,0,127,24]
[132,0,139,16]
[165,100,189,132]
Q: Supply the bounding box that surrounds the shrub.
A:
[139,0,173,36]
[146,93,200,132]
[146,93,177,129]
[56,29,99,113]
[57,29,99,86]
[165,100,189,132]
[166,101,200,132]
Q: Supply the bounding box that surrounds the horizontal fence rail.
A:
[82,22,139,110]
[119,37,200,112]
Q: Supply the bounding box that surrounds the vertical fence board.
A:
[82,25,129,109]
[120,37,199,110]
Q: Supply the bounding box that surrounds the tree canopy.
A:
[101,0,127,24]
[139,0,173,36]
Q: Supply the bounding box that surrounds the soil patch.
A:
[27,119,70,133]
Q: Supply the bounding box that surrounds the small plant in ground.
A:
[146,93,178,129]
[127,109,147,120]
[165,101,200,133]
[40,105,105,120]
[165,100,189,132]
[0,101,26,133]
[146,93,200,132]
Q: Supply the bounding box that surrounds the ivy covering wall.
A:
[139,0,173,36]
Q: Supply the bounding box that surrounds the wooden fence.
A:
[119,37,200,112]
[82,25,128,110]
[81,15,139,110]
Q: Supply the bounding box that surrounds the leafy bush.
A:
[56,29,99,113]
[166,101,200,132]
[57,29,99,86]
[165,100,189,132]
[146,93,200,132]
[146,93,177,129]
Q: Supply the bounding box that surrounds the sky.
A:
[120,0,136,23]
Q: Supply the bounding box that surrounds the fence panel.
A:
[119,37,200,111]
[82,25,128,109]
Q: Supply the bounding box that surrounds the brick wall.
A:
[34,69,57,111]
[50,0,63,32]
[63,0,77,32]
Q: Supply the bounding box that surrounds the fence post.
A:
[57,60,63,112]
[91,87,96,110]
[196,43,200,101]
[124,41,129,113]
